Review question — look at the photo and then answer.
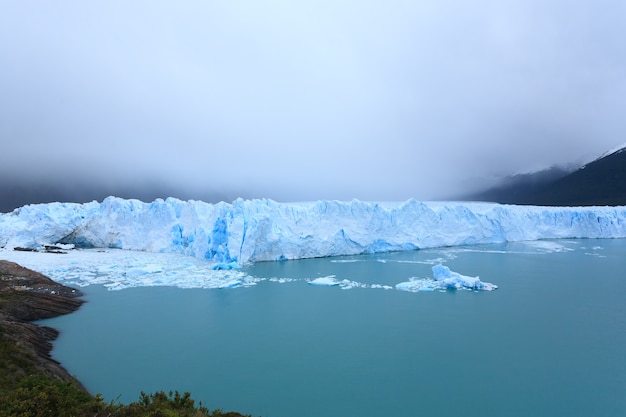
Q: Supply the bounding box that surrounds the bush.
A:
[0,374,105,417]
[0,374,253,417]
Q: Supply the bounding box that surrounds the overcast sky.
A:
[1,0,625,202]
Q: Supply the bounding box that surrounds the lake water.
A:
[30,239,626,417]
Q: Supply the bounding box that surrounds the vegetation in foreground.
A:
[0,372,248,417]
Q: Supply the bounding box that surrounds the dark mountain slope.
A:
[0,179,234,213]
[465,146,626,206]
[527,147,626,206]
[467,166,574,205]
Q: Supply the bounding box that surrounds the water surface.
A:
[37,239,626,417]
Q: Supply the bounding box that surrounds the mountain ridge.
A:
[464,145,626,206]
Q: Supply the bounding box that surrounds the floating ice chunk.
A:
[517,240,574,253]
[370,284,393,290]
[307,276,378,289]
[218,279,242,288]
[395,278,439,292]
[338,279,367,289]
[396,265,497,292]
[308,276,339,286]
[269,277,299,284]
[432,264,497,291]
[330,259,362,263]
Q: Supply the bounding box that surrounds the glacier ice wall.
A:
[1,197,625,264]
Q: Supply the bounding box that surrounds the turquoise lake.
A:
[38,239,626,417]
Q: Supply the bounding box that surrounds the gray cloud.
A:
[1,0,625,203]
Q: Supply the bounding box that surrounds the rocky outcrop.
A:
[0,260,85,384]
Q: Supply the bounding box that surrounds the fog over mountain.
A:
[2,1,626,211]
[466,145,626,206]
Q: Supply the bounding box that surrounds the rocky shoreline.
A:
[0,259,252,417]
[0,259,85,386]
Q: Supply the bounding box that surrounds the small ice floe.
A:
[582,245,606,257]
[269,277,299,284]
[370,284,393,290]
[396,264,497,292]
[307,276,388,290]
[308,276,340,286]
[519,240,574,253]
[330,259,362,263]
[218,279,242,288]
[337,279,368,290]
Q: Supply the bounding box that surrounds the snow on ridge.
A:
[1,196,626,265]
[595,142,626,161]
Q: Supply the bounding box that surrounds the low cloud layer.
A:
[1,1,625,203]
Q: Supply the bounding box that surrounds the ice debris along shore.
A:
[0,248,495,292]
[1,197,626,265]
[396,264,497,292]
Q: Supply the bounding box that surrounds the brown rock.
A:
[0,260,85,384]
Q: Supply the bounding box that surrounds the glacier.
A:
[1,197,626,266]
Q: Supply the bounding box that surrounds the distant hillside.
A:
[0,179,234,213]
[466,146,626,206]
[465,166,574,204]
[0,181,166,213]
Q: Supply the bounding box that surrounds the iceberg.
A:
[396,264,497,292]
[1,197,625,266]
[432,264,497,291]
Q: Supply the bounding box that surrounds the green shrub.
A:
[0,374,105,417]
[0,374,253,417]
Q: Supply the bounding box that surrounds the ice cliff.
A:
[1,197,625,265]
